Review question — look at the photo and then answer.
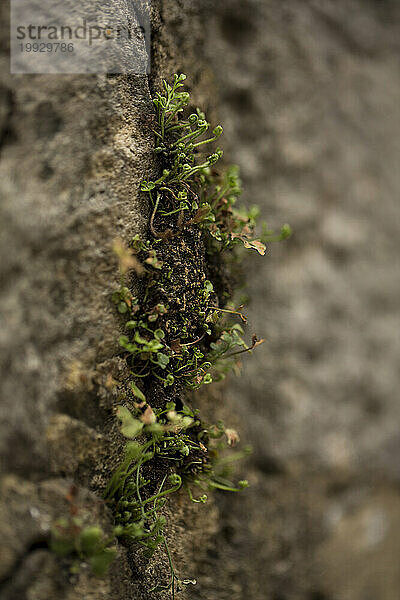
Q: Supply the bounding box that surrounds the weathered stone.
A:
[1,1,400,599]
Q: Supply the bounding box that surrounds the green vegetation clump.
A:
[106,74,290,596]
[51,520,117,577]
[50,487,118,578]
[113,73,290,390]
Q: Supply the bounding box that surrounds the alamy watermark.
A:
[10,0,151,73]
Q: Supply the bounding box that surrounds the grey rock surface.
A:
[1,1,400,599]
[0,1,155,597]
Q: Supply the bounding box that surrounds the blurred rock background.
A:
[1,1,400,599]
[180,1,400,599]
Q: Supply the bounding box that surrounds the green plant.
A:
[50,518,118,577]
[104,402,246,596]
[112,74,290,391]
[105,74,290,595]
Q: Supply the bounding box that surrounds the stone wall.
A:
[1,1,400,599]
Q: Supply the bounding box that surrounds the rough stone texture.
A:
[0,1,155,597]
[184,1,400,599]
[1,2,216,598]
[1,1,400,599]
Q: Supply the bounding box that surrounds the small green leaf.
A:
[140,181,155,192]
[78,526,103,555]
[113,525,125,536]
[280,223,292,239]
[117,406,144,439]
[145,422,163,435]
[164,374,175,387]
[134,332,149,345]
[90,548,117,577]
[181,405,194,417]
[156,352,170,369]
[124,441,141,460]
[130,381,146,402]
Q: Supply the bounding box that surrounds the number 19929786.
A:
[20,42,74,52]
